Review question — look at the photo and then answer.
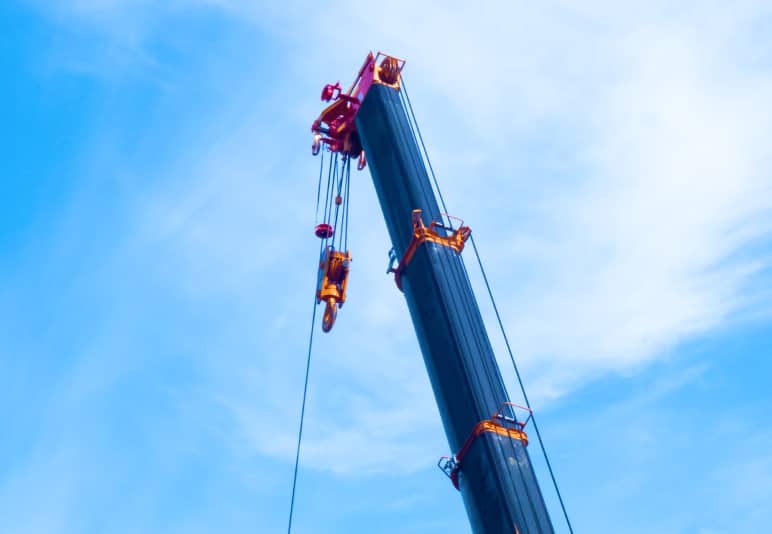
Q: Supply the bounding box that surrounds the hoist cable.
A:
[344,157,351,251]
[400,76,451,227]
[315,149,325,224]
[322,152,336,229]
[340,157,349,251]
[331,157,346,250]
[329,153,339,230]
[286,243,323,534]
[469,235,575,534]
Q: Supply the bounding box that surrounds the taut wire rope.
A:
[400,77,574,534]
[286,242,322,534]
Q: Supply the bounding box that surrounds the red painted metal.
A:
[321,82,341,102]
[350,53,378,103]
[315,223,334,239]
[310,52,405,158]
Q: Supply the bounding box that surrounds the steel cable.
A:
[469,235,574,534]
[286,241,324,534]
[315,149,325,224]
[401,77,574,534]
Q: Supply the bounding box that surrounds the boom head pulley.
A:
[310,51,405,165]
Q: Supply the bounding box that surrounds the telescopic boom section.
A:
[310,52,555,534]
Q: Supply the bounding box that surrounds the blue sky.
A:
[2,1,772,533]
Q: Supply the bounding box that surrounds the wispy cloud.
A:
[24,0,772,479]
[485,20,772,398]
[534,360,772,532]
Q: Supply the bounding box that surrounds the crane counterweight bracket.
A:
[387,209,471,291]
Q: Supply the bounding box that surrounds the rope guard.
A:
[388,209,471,291]
[439,403,532,491]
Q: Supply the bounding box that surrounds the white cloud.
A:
[31,0,772,475]
[488,21,772,398]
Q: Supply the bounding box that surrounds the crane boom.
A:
[311,52,555,534]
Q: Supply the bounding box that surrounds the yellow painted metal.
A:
[373,53,404,89]
[474,419,529,447]
[345,51,406,96]
[389,209,471,291]
[317,246,351,332]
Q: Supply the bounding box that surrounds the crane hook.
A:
[321,298,338,332]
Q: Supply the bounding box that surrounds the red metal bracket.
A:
[388,209,471,291]
[310,52,405,159]
[321,82,342,102]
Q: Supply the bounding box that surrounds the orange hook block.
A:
[316,246,351,332]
